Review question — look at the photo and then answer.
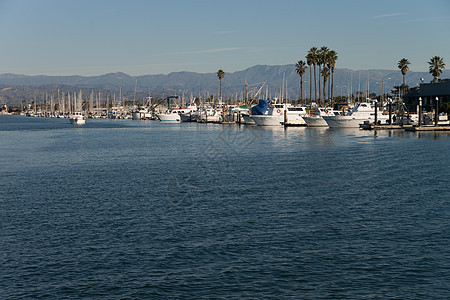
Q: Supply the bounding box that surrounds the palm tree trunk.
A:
[331,70,334,103]
[314,65,317,102]
[318,65,321,103]
[309,67,312,104]
[300,76,303,102]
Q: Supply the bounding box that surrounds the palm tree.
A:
[428,56,445,83]
[321,66,330,106]
[319,46,329,102]
[217,69,225,102]
[295,60,307,102]
[306,53,314,102]
[397,58,410,86]
[327,50,338,102]
[307,47,318,102]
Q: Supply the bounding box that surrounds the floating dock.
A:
[360,123,403,130]
[404,125,450,132]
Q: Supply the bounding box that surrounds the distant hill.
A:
[1,65,449,106]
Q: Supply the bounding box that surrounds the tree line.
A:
[397,56,445,85]
[296,48,446,106]
[295,46,338,106]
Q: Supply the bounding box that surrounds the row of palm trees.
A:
[295,46,338,106]
[296,52,445,105]
[397,56,445,86]
[219,54,444,106]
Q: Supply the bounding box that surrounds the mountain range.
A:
[1,65,449,106]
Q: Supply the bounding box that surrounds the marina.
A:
[1,114,449,299]
[6,98,449,132]
[1,1,450,298]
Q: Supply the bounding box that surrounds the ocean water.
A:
[1,115,449,299]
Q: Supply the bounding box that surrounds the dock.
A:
[404,125,450,132]
[360,123,403,130]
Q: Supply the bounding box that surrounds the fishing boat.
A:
[69,112,85,125]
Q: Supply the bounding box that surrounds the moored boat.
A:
[69,112,85,125]
[323,102,388,128]
[250,100,307,126]
[157,105,197,122]
[303,107,341,127]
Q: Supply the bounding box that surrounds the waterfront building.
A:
[404,79,450,111]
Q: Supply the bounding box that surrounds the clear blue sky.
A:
[1,0,449,76]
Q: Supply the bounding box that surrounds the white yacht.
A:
[157,106,196,122]
[303,107,341,127]
[132,107,152,120]
[323,102,389,128]
[234,107,255,125]
[179,105,199,122]
[241,114,256,125]
[198,108,222,123]
[251,101,307,126]
[69,112,85,125]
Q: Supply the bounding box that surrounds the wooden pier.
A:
[360,123,403,130]
[404,125,450,132]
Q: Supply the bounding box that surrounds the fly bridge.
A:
[167,95,179,110]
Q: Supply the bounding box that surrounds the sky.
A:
[0,0,449,76]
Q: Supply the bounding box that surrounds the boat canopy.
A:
[251,100,270,115]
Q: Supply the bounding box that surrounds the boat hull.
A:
[241,115,256,125]
[252,115,283,126]
[70,118,85,125]
[303,116,328,127]
[157,113,181,122]
[180,113,197,122]
[323,115,389,128]
[252,114,306,126]
[284,115,306,126]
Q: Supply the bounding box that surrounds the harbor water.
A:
[1,115,449,298]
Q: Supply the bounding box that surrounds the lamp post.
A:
[388,98,393,125]
[380,77,391,107]
[435,97,439,126]
[418,97,422,127]
[374,99,378,125]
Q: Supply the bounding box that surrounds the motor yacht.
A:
[157,105,197,122]
[250,100,307,126]
[303,107,341,127]
[323,102,389,128]
[198,108,222,123]
[132,107,152,120]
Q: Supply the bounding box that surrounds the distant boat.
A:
[198,107,222,123]
[179,105,199,122]
[25,109,35,117]
[132,107,152,120]
[69,112,85,125]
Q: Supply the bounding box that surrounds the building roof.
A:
[414,79,450,97]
